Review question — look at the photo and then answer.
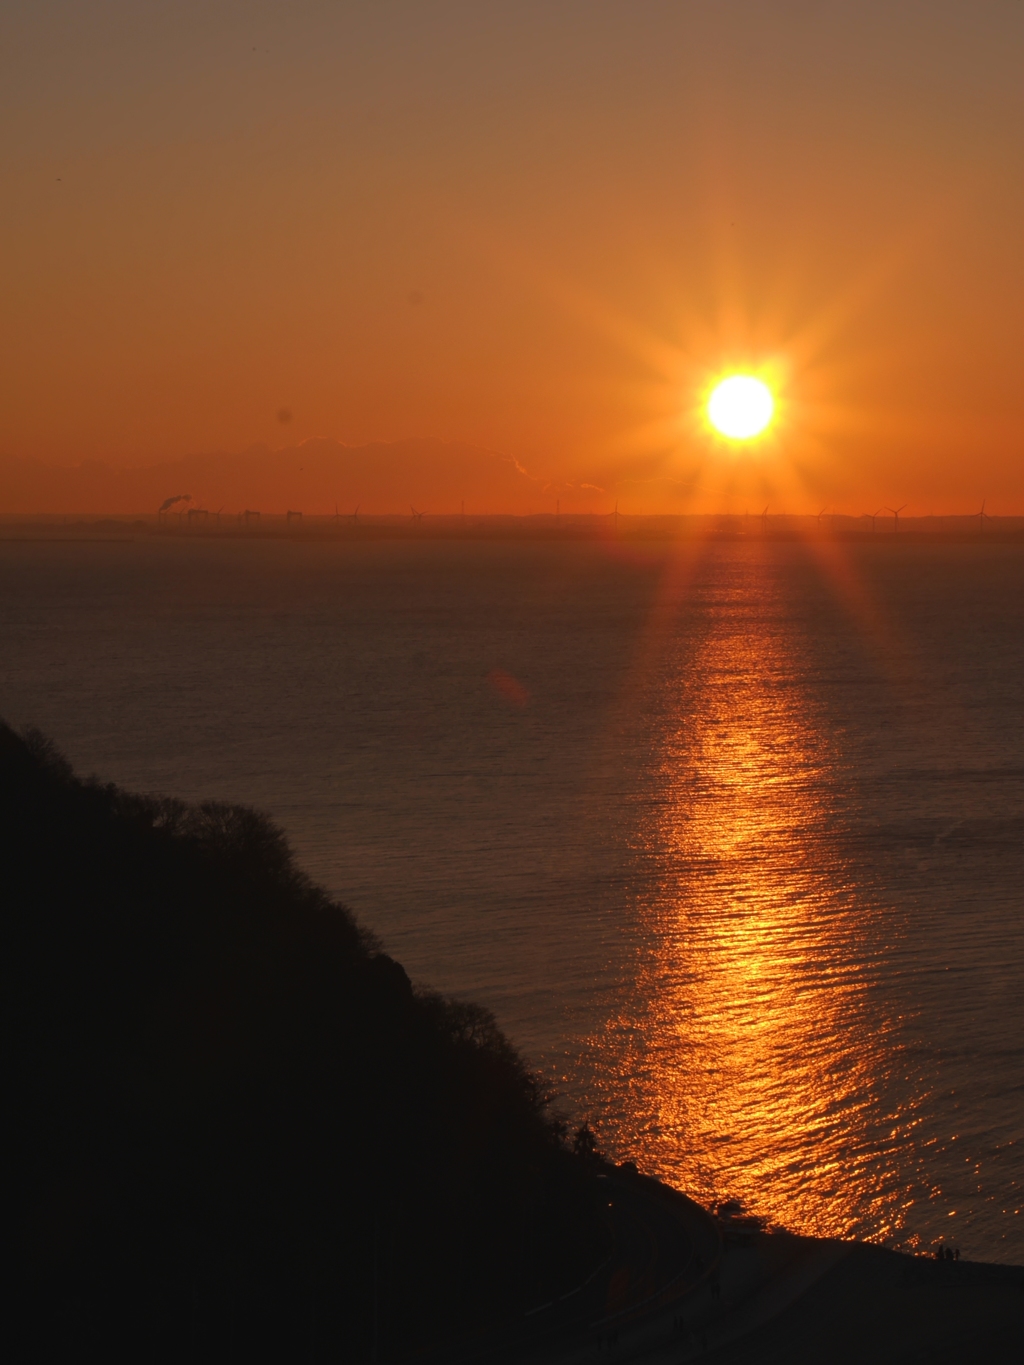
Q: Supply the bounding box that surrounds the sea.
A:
[2,533,1021,1262]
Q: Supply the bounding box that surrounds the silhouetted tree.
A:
[572,1123,599,1165]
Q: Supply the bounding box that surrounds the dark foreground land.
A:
[5,723,1020,1363]
[441,1169,1022,1364]
[698,1236,1023,1365]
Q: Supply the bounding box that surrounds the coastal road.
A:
[428,1166,722,1364]
[415,1169,1020,1365]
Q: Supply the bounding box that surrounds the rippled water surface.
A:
[2,535,1021,1260]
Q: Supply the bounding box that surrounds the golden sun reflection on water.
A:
[586,578,909,1241]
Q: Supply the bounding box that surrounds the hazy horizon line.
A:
[5,509,1024,525]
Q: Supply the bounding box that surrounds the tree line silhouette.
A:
[4,723,605,1361]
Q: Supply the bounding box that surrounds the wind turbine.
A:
[410,505,424,522]
[975,499,988,536]
[352,505,360,524]
[869,507,883,535]
[886,504,907,534]
[760,505,769,536]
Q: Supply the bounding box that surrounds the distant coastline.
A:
[3,511,1024,543]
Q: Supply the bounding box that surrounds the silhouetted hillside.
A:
[4,724,605,1361]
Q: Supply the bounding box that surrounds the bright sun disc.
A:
[708,375,774,439]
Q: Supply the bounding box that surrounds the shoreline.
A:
[428,1168,1024,1363]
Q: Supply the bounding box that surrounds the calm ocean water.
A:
[2,535,1022,1261]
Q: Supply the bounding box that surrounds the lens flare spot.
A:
[487,667,529,708]
[708,376,774,440]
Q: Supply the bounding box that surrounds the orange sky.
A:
[2,2,1023,514]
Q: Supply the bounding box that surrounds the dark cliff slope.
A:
[4,723,604,1361]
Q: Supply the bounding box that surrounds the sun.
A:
[707,375,774,440]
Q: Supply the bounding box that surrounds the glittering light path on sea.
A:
[567,560,902,1239]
